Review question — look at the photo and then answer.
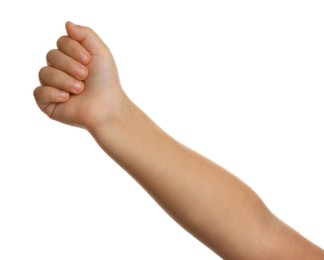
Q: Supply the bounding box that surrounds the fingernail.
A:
[80,53,90,64]
[59,91,68,100]
[77,67,87,79]
[73,81,83,93]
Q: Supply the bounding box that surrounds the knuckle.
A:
[33,86,48,111]
[87,28,94,34]
[56,35,67,48]
[84,26,93,33]
[38,66,48,80]
[83,26,95,38]
[46,49,57,62]
[33,87,40,99]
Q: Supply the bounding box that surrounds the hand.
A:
[34,21,127,131]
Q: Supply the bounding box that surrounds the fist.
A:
[34,22,126,131]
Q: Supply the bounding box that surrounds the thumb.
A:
[65,21,108,55]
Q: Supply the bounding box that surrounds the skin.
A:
[34,22,324,259]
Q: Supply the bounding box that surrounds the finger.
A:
[46,49,88,80]
[56,35,91,65]
[33,86,69,111]
[39,66,84,94]
[65,21,109,56]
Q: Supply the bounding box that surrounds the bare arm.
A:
[34,22,324,259]
[90,97,323,259]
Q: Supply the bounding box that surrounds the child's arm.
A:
[34,22,324,259]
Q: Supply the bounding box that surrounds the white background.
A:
[0,1,323,259]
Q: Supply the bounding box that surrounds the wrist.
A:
[88,93,138,145]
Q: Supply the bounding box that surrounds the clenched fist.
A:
[34,21,127,131]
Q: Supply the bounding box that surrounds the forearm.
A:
[90,97,273,258]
